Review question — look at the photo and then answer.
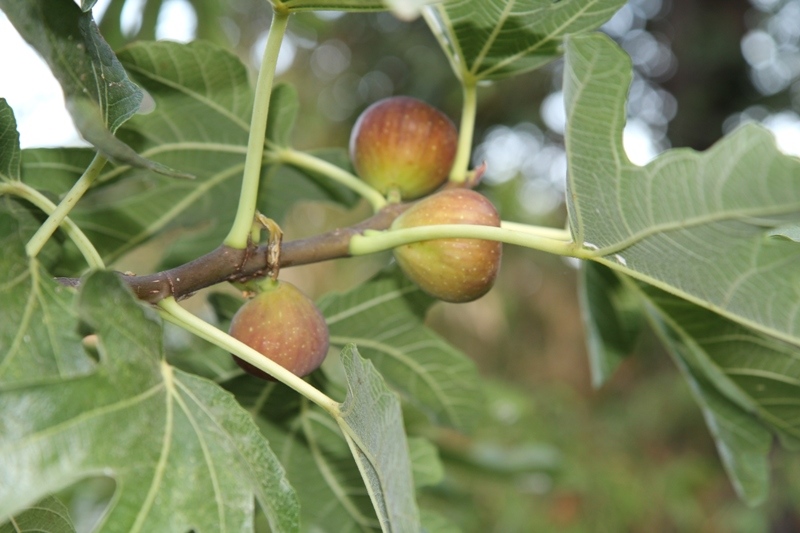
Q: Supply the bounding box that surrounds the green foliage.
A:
[565,34,800,348]
[0,200,92,383]
[0,100,20,179]
[427,0,627,82]
[579,262,644,388]
[0,496,76,533]
[0,270,300,531]
[4,0,800,530]
[0,0,191,179]
[319,269,483,431]
[337,345,420,530]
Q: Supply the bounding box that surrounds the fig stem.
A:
[449,81,477,183]
[349,222,589,258]
[0,181,104,269]
[272,147,388,212]
[25,152,107,263]
[158,296,341,416]
[224,9,289,250]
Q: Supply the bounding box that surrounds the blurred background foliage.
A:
[60,0,800,530]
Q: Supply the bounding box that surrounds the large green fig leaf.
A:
[0,0,188,179]
[318,268,483,431]
[425,0,626,82]
[563,31,800,506]
[564,32,800,351]
[0,271,299,532]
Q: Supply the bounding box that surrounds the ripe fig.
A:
[228,280,329,380]
[349,96,458,200]
[391,188,502,303]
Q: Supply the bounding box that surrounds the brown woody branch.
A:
[56,202,410,303]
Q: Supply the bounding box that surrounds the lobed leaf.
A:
[318,268,483,431]
[562,32,800,505]
[425,0,626,82]
[564,33,800,357]
[0,271,299,532]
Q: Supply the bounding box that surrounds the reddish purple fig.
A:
[391,188,502,303]
[228,280,329,380]
[349,96,458,200]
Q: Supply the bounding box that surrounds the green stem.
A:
[449,81,477,183]
[158,297,341,415]
[26,153,107,260]
[349,222,589,258]
[273,148,387,212]
[0,181,104,269]
[499,221,572,241]
[224,10,290,249]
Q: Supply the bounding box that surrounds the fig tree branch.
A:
[56,202,410,303]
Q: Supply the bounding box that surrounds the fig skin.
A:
[391,189,502,303]
[228,280,329,380]
[349,96,458,200]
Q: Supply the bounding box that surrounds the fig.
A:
[349,96,458,200]
[228,280,329,380]
[391,188,502,303]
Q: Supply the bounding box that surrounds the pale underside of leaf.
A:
[563,32,800,350]
[639,285,777,505]
[337,345,420,532]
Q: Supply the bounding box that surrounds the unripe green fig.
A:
[349,96,458,200]
[228,280,329,380]
[391,189,502,303]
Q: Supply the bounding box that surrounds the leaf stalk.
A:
[224,10,290,249]
[0,181,104,269]
[272,147,387,212]
[25,152,107,262]
[449,81,477,183]
[349,222,587,258]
